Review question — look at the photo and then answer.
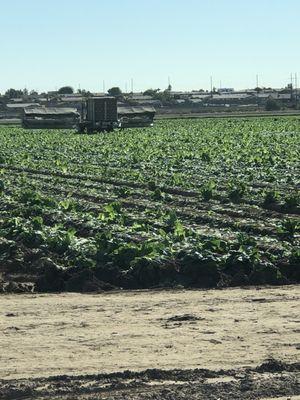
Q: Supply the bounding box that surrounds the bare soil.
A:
[1,285,299,399]
[156,110,300,120]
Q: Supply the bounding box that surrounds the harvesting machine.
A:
[78,97,156,133]
[22,97,156,132]
[78,97,119,133]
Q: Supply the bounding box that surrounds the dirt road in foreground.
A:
[1,286,299,399]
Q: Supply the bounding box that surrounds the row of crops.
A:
[0,117,299,292]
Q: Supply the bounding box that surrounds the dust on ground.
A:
[1,285,299,399]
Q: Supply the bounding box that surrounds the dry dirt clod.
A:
[5,313,17,317]
[166,314,202,322]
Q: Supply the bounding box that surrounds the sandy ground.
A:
[0,285,299,399]
[1,285,300,379]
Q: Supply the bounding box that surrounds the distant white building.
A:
[218,88,234,93]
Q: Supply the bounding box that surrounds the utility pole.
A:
[103,80,106,94]
[168,76,171,91]
[131,78,134,93]
[290,73,294,102]
[295,72,298,109]
[256,75,259,109]
[210,76,213,97]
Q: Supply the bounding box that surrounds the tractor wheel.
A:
[77,124,85,134]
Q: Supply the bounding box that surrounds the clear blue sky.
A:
[1,0,299,93]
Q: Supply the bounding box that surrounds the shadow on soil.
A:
[1,359,299,400]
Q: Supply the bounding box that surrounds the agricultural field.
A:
[0,117,299,292]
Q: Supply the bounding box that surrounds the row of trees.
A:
[4,88,35,99]
[3,85,171,99]
[2,86,123,98]
[0,86,292,111]
[2,87,72,99]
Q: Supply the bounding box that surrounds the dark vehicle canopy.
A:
[22,107,79,129]
[118,106,155,128]
[23,107,79,117]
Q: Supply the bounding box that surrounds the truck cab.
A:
[78,97,119,133]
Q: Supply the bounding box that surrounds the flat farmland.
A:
[1,118,300,399]
[0,117,299,291]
